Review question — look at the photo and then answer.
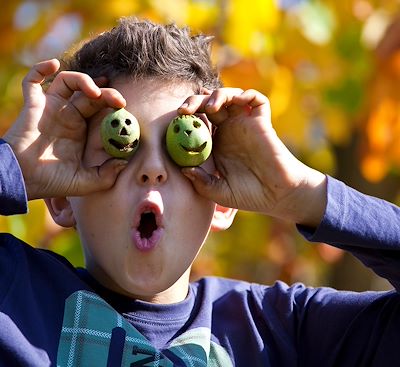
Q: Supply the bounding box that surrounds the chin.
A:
[119,268,190,303]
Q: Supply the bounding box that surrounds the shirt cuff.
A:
[297,175,344,242]
[0,139,28,215]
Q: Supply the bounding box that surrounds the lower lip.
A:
[131,227,164,252]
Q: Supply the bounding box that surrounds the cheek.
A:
[174,179,216,231]
[69,196,115,236]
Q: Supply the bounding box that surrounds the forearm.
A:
[0,139,28,216]
[299,176,400,290]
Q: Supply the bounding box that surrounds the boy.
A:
[1,17,400,367]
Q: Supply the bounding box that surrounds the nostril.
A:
[120,127,128,136]
[141,174,164,184]
[185,130,192,136]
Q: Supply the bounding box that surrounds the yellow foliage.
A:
[220,58,266,91]
[223,0,279,56]
[361,153,388,182]
[366,98,397,151]
[273,91,309,150]
[186,1,218,31]
[269,64,293,118]
[362,96,400,182]
[103,0,139,17]
[307,145,336,175]
[149,0,189,24]
[323,107,351,145]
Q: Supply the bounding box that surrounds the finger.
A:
[178,94,230,125]
[73,159,128,195]
[22,59,60,104]
[204,88,244,112]
[200,87,212,95]
[202,88,244,124]
[178,94,209,115]
[70,88,126,119]
[182,167,238,208]
[46,71,101,100]
[178,88,244,125]
[231,89,271,118]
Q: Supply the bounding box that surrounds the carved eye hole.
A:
[111,119,119,128]
[125,119,131,125]
[174,124,180,133]
[193,120,201,128]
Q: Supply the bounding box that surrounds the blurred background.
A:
[1,0,400,291]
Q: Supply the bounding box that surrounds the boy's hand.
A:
[178,88,327,227]
[3,59,127,200]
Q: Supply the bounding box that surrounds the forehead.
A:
[111,78,195,122]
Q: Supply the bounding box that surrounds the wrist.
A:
[278,167,327,227]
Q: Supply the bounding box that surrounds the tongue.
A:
[132,227,163,252]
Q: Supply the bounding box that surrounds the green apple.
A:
[166,115,212,167]
[100,108,140,159]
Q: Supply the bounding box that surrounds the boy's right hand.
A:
[3,59,128,200]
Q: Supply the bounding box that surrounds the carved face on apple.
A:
[100,108,140,159]
[165,115,212,167]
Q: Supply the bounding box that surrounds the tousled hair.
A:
[62,17,222,92]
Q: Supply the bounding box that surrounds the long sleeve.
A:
[299,175,400,290]
[0,139,28,215]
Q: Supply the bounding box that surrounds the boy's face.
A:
[67,79,217,303]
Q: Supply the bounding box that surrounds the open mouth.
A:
[180,141,207,154]
[132,201,164,252]
[138,211,158,239]
[109,138,139,152]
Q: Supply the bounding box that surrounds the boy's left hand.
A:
[178,88,327,226]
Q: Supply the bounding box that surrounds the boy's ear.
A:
[211,205,238,232]
[44,198,76,228]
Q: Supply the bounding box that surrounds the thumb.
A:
[77,159,128,195]
[182,167,235,207]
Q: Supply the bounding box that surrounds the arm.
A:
[0,139,27,215]
[300,175,400,291]
[178,87,400,290]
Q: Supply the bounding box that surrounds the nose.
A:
[135,145,168,186]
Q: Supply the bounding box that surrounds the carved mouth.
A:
[180,141,207,154]
[109,138,139,152]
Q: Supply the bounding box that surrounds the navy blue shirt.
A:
[1,139,400,366]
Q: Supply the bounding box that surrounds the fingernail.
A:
[179,103,189,109]
[206,98,214,107]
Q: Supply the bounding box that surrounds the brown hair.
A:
[62,17,222,92]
